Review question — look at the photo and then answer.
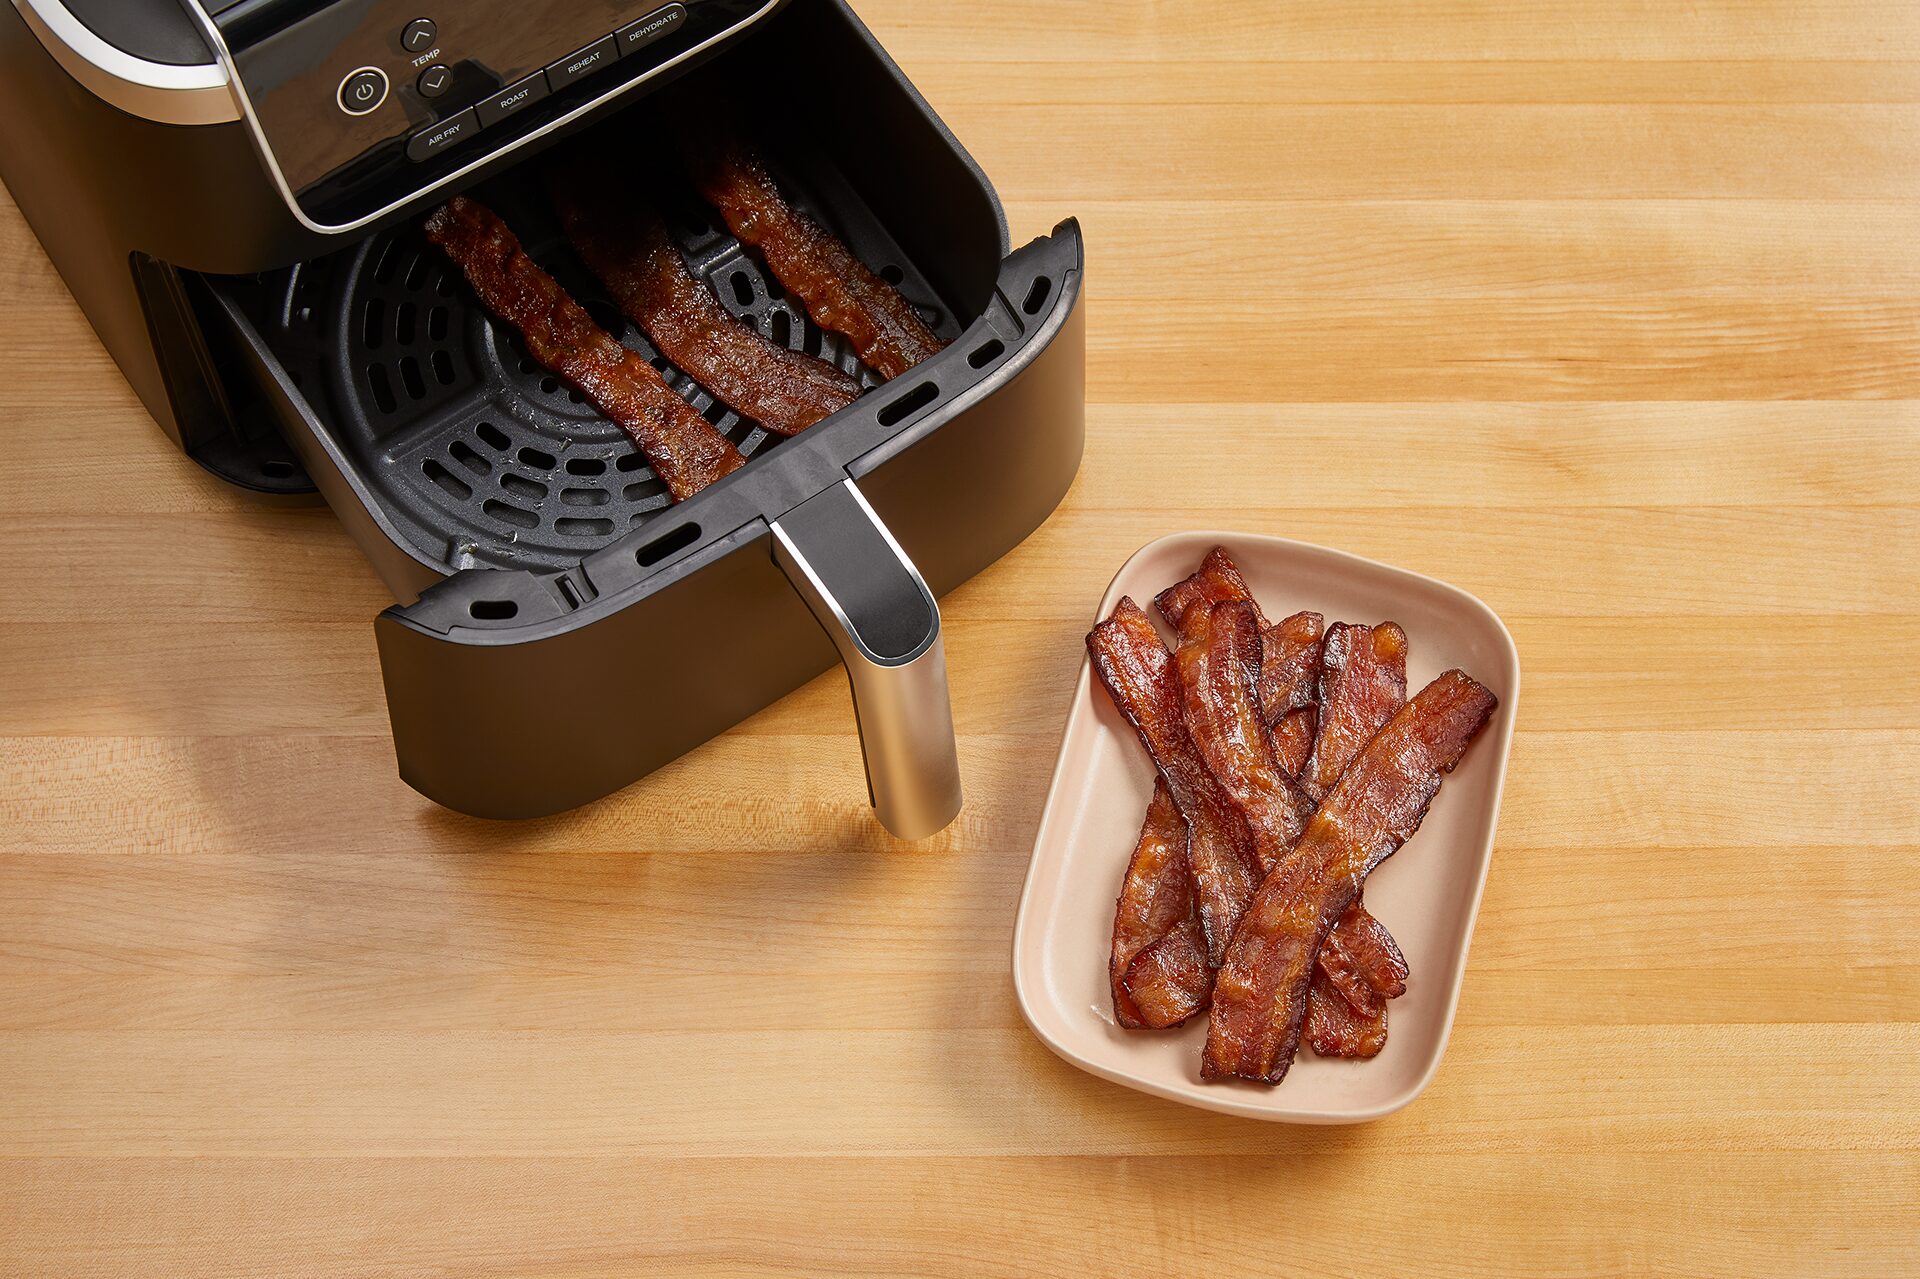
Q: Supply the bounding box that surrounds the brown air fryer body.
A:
[0,0,1084,823]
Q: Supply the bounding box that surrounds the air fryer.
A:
[0,0,1085,835]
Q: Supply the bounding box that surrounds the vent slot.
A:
[398,355,426,401]
[368,364,396,414]
[483,499,538,529]
[449,441,490,475]
[468,599,518,620]
[1022,275,1053,315]
[422,459,471,500]
[500,473,547,502]
[636,523,700,566]
[877,382,937,426]
[968,339,1004,368]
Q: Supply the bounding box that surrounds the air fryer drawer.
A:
[193,0,1087,819]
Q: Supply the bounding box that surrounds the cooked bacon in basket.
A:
[549,170,860,435]
[684,133,944,379]
[424,196,743,500]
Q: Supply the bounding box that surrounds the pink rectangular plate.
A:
[1013,531,1519,1122]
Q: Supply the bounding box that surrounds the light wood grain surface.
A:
[3,2,1917,1274]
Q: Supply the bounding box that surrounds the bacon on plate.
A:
[1203,670,1497,1083]
[1108,782,1198,1028]
[1301,621,1410,804]
[1088,598,1261,966]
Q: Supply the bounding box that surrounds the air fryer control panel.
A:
[201,0,780,229]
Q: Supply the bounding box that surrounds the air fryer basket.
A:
[226,140,964,576]
[193,0,1086,825]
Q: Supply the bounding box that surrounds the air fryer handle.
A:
[771,480,963,840]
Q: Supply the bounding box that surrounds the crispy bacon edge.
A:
[1203,670,1497,1084]
[423,196,743,501]
[1157,546,1266,633]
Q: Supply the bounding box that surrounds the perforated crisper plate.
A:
[241,153,959,574]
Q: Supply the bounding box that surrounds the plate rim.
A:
[1009,529,1521,1123]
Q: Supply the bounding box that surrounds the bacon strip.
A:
[548,171,860,435]
[1154,549,1400,1024]
[1271,707,1317,778]
[1305,966,1389,1059]
[424,197,743,501]
[1203,670,1497,1084]
[1108,783,1195,1028]
[1257,609,1328,724]
[1153,548,1325,720]
[1123,916,1212,1030]
[1301,621,1410,804]
[1174,600,1312,870]
[1172,599,1386,1050]
[684,134,944,379]
[1296,619,1414,1051]
[1157,546,1264,633]
[1331,907,1410,1005]
[1088,598,1260,965]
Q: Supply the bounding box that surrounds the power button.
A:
[337,66,389,115]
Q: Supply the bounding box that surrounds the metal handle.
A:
[771,480,963,840]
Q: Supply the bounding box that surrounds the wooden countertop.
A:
[3,2,1916,1273]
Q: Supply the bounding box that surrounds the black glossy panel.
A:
[219,0,773,226]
